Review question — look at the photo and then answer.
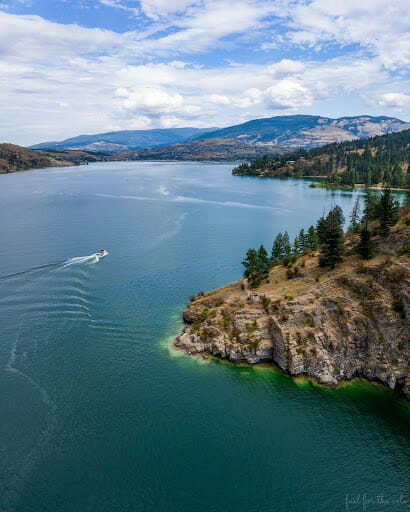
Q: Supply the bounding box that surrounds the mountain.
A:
[29,115,410,156]
[114,138,284,161]
[195,115,410,149]
[0,144,107,173]
[232,129,410,189]
[30,127,216,152]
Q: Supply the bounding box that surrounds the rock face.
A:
[175,230,410,400]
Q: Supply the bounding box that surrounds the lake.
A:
[0,161,408,512]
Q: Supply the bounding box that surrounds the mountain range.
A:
[29,115,410,154]
[30,127,216,152]
[195,115,410,149]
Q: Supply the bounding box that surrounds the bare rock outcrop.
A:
[175,230,410,400]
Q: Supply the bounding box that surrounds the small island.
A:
[176,191,410,400]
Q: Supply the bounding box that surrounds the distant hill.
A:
[30,127,216,152]
[195,115,410,149]
[30,115,410,156]
[233,129,410,189]
[0,144,106,173]
[113,138,284,161]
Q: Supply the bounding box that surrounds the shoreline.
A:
[173,230,409,402]
[171,337,410,401]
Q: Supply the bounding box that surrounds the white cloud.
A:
[0,3,409,145]
[378,93,410,109]
[281,0,410,70]
[264,79,315,109]
[139,0,200,19]
[268,59,305,79]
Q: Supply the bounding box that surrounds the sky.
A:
[0,0,409,146]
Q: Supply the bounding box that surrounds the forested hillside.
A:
[233,129,410,189]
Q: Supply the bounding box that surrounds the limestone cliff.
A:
[175,225,410,400]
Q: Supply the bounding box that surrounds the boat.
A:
[96,249,108,258]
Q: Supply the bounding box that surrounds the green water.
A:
[0,162,408,512]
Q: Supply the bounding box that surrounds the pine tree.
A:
[377,188,399,236]
[357,226,374,259]
[282,231,292,256]
[271,232,284,260]
[242,248,260,286]
[362,190,378,223]
[242,245,271,287]
[293,236,301,255]
[318,206,345,268]
[306,225,318,250]
[257,245,271,276]
[349,196,361,232]
[298,228,307,252]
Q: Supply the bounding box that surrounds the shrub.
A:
[396,247,409,256]
[246,320,258,333]
[200,308,209,319]
[392,298,405,318]
[262,296,271,313]
[282,254,297,267]
[286,268,294,279]
[356,263,366,274]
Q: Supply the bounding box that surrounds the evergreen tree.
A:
[282,231,292,256]
[349,196,361,232]
[242,248,260,286]
[357,226,374,259]
[257,245,271,276]
[242,245,271,287]
[376,188,399,236]
[306,225,319,250]
[362,190,378,223]
[271,232,284,260]
[318,206,345,268]
[317,215,328,246]
[298,228,307,252]
[293,236,301,255]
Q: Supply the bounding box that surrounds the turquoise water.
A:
[0,162,408,512]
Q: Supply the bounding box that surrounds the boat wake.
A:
[60,253,100,268]
[0,253,104,282]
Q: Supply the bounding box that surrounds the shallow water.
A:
[0,162,408,512]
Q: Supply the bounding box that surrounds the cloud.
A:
[0,2,409,145]
[378,93,410,109]
[264,79,315,109]
[117,87,200,118]
[139,0,199,19]
[280,0,410,71]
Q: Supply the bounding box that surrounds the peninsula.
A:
[175,196,410,400]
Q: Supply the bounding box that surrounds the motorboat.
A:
[96,249,108,258]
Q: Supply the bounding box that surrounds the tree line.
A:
[233,129,410,189]
[242,189,402,287]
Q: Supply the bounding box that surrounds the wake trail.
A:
[59,253,100,268]
[0,253,101,281]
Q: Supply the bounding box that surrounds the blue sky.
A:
[0,0,409,145]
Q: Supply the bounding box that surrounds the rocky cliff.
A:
[175,226,410,400]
